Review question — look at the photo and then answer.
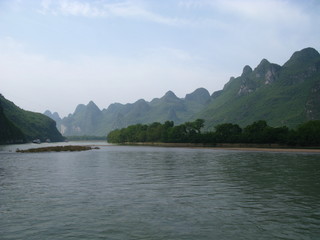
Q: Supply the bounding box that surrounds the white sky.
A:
[1,0,320,117]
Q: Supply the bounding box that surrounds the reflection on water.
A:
[0,145,319,239]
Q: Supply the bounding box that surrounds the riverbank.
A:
[115,142,320,153]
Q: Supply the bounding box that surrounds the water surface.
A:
[1,144,319,239]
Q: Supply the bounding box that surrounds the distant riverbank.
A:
[116,142,320,153]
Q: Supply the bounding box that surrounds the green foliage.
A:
[108,119,320,147]
[296,120,320,146]
[243,120,269,143]
[214,123,242,143]
[0,94,64,142]
[107,119,205,143]
[0,103,26,144]
[242,120,290,144]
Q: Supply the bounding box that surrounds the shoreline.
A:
[205,147,320,153]
[8,141,320,154]
[113,142,320,153]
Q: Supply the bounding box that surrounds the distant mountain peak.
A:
[73,101,101,115]
[258,58,270,67]
[253,58,281,84]
[284,47,320,68]
[185,88,210,104]
[74,104,86,114]
[53,112,61,119]
[241,65,253,76]
[162,90,179,100]
[187,87,209,96]
[44,110,61,122]
[294,47,319,58]
[132,99,150,112]
[135,99,147,104]
[44,110,52,116]
[87,101,100,111]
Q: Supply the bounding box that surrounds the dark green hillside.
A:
[0,94,64,142]
[0,102,25,144]
[198,47,320,129]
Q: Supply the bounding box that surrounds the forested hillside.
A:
[0,94,64,143]
[0,103,25,144]
[198,47,320,129]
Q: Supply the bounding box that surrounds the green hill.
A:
[198,47,320,130]
[0,94,64,142]
[0,102,25,144]
[47,47,320,136]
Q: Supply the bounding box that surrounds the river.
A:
[0,142,319,239]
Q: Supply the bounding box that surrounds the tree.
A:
[243,120,269,143]
[147,122,162,142]
[193,119,205,133]
[168,124,187,142]
[268,126,289,144]
[296,120,320,145]
[214,123,242,143]
[107,129,122,143]
[107,119,320,146]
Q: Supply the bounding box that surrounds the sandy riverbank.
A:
[113,142,320,153]
[207,147,320,153]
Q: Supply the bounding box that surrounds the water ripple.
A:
[1,146,320,239]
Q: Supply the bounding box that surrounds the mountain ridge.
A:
[50,87,211,136]
[197,47,320,129]
[46,47,320,136]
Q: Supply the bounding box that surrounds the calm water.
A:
[0,143,320,240]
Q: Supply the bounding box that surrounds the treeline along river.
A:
[1,142,320,239]
[107,119,320,146]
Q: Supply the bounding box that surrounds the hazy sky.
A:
[1,0,320,117]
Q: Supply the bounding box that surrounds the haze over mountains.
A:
[44,47,320,137]
[45,87,211,136]
[0,47,318,143]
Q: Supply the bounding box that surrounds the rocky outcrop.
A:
[237,59,282,96]
[197,47,320,129]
